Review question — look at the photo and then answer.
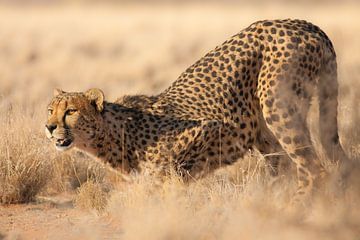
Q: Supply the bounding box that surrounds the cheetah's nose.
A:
[46,124,57,134]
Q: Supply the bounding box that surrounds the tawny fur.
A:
[46,19,350,201]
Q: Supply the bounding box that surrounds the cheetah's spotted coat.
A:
[46,19,349,201]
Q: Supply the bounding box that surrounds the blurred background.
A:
[0,0,359,152]
[0,1,360,238]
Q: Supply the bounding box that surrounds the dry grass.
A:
[0,104,53,203]
[61,157,360,240]
[0,1,360,239]
[74,180,109,212]
[103,171,360,240]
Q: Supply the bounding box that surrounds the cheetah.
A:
[46,19,350,202]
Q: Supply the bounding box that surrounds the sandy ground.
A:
[0,194,124,239]
[1,195,79,239]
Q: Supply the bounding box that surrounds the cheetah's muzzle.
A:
[55,138,73,151]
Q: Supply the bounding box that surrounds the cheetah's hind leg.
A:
[258,67,326,206]
[255,114,291,177]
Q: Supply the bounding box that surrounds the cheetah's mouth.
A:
[55,138,73,151]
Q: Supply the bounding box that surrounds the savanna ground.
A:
[1,1,360,239]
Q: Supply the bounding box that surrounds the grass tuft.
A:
[0,105,54,204]
[74,180,109,212]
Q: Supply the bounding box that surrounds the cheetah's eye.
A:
[66,109,78,115]
[48,109,53,116]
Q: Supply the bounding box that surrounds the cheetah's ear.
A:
[85,88,105,112]
[54,88,65,96]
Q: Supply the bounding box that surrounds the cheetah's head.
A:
[45,88,105,151]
